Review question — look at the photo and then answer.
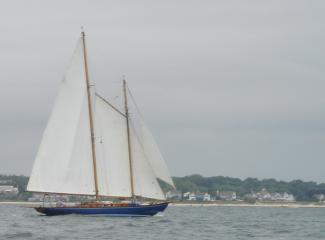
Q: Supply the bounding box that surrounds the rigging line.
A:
[96,93,126,117]
[126,86,163,165]
[126,86,147,121]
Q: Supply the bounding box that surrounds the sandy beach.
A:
[170,202,325,208]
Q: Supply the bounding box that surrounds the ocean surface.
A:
[0,205,324,240]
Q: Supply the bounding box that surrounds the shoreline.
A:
[0,201,42,207]
[169,202,325,208]
[1,201,325,208]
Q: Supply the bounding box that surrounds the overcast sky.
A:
[1,0,324,182]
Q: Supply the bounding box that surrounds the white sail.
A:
[130,126,166,200]
[127,91,175,188]
[27,39,95,195]
[95,95,132,197]
[139,121,175,188]
[27,34,173,201]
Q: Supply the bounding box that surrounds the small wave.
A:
[10,223,20,227]
[4,232,33,239]
[125,222,136,227]
[274,229,292,234]
[156,219,172,223]
[154,213,164,217]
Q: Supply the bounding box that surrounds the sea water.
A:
[0,205,324,240]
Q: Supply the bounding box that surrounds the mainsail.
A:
[27,33,174,200]
[27,39,95,195]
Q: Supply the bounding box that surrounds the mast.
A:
[81,31,99,199]
[123,79,135,197]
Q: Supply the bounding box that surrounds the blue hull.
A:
[35,202,168,216]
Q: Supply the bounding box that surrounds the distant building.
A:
[256,188,271,200]
[166,190,182,200]
[203,193,211,201]
[194,193,211,201]
[183,192,190,199]
[280,192,295,202]
[188,193,196,201]
[0,180,10,184]
[181,192,213,201]
[0,185,19,195]
[216,191,237,201]
[250,188,295,202]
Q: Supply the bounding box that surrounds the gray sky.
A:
[1,0,324,182]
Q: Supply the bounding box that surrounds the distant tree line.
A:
[170,175,325,202]
[0,175,31,200]
[1,174,325,202]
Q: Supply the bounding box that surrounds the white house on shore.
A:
[182,192,212,201]
[245,189,295,202]
[216,190,237,201]
[0,185,19,195]
[203,193,211,201]
[188,192,196,201]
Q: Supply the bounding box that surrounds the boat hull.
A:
[35,202,168,216]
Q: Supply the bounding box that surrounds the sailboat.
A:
[26,31,175,216]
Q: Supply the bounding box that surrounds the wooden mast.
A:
[123,79,135,198]
[81,30,99,199]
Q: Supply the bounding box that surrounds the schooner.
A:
[27,31,175,216]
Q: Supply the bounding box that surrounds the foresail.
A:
[139,121,175,188]
[27,39,95,195]
[127,90,175,188]
[130,126,166,200]
[95,95,132,197]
